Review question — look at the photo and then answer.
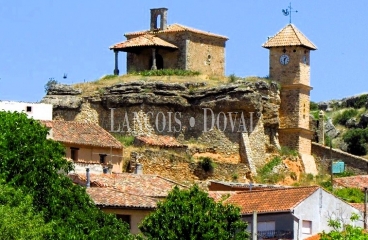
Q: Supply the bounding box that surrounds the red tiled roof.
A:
[208,191,237,202]
[225,186,319,215]
[86,187,157,209]
[333,175,368,191]
[41,120,122,149]
[305,234,320,240]
[110,34,178,50]
[125,23,228,40]
[135,135,186,148]
[350,203,365,212]
[69,173,186,198]
[263,24,317,50]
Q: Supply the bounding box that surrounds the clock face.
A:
[279,54,289,65]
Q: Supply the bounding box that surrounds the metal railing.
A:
[257,230,293,239]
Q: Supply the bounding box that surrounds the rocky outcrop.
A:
[41,84,82,109]
[42,80,280,128]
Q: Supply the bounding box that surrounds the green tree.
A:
[0,111,132,239]
[0,178,51,239]
[139,185,249,240]
[320,213,368,239]
[44,78,58,93]
[343,128,368,155]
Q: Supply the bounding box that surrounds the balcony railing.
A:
[257,230,293,239]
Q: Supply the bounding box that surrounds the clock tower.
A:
[263,24,317,155]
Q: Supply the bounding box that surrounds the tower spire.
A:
[282,2,298,24]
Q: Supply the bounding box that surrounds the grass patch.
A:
[112,134,135,147]
[128,69,200,76]
[257,156,284,183]
[279,146,299,157]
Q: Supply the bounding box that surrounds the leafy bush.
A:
[334,187,365,203]
[343,128,368,155]
[310,101,318,111]
[333,108,358,125]
[0,111,132,239]
[199,157,215,173]
[44,78,58,93]
[228,73,237,83]
[320,213,368,239]
[354,94,368,108]
[139,185,249,239]
[129,69,200,76]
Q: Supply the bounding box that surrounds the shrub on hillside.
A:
[333,108,358,126]
[342,128,368,155]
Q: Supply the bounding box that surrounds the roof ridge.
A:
[235,185,319,194]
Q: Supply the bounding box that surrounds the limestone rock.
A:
[47,84,81,95]
[41,95,82,109]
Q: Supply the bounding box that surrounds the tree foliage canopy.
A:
[0,111,132,239]
[139,185,249,240]
[320,213,368,239]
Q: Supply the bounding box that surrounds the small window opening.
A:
[116,215,131,229]
[70,147,79,161]
[156,15,161,30]
[26,106,32,112]
[99,154,107,164]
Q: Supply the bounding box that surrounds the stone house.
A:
[41,120,123,173]
[69,172,186,234]
[110,8,228,76]
[225,186,362,239]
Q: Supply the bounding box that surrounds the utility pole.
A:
[252,211,257,240]
[330,141,333,192]
[365,187,367,230]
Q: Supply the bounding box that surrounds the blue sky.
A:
[1,1,367,103]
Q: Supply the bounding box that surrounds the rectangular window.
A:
[99,154,107,164]
[116,214,131,229]
[26,106,32,112]
[302,220,312,234]
[70,147,79,161]
[258,221,275,232]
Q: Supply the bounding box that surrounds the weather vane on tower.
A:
[282,2,298,24]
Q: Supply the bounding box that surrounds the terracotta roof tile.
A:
[225,186,319,215]
[86,187,157,209]
[305,234,320,240]
[69,173,186,198]
[41,120,122,149]
[263,24,317,50]
[333,175,368,190]
[135,135,186,148]
[110,34,178,50]
[350,203,365,212]
[208,191,237,202]
[125,23,228,40]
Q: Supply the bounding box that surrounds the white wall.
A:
[0,101,52,120]
[294,188,363,239]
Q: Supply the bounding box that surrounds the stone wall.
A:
[130,149,251,184]
[312,142,368,175]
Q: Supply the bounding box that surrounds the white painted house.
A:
[0,101,53,120]
[225,186,363,239]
